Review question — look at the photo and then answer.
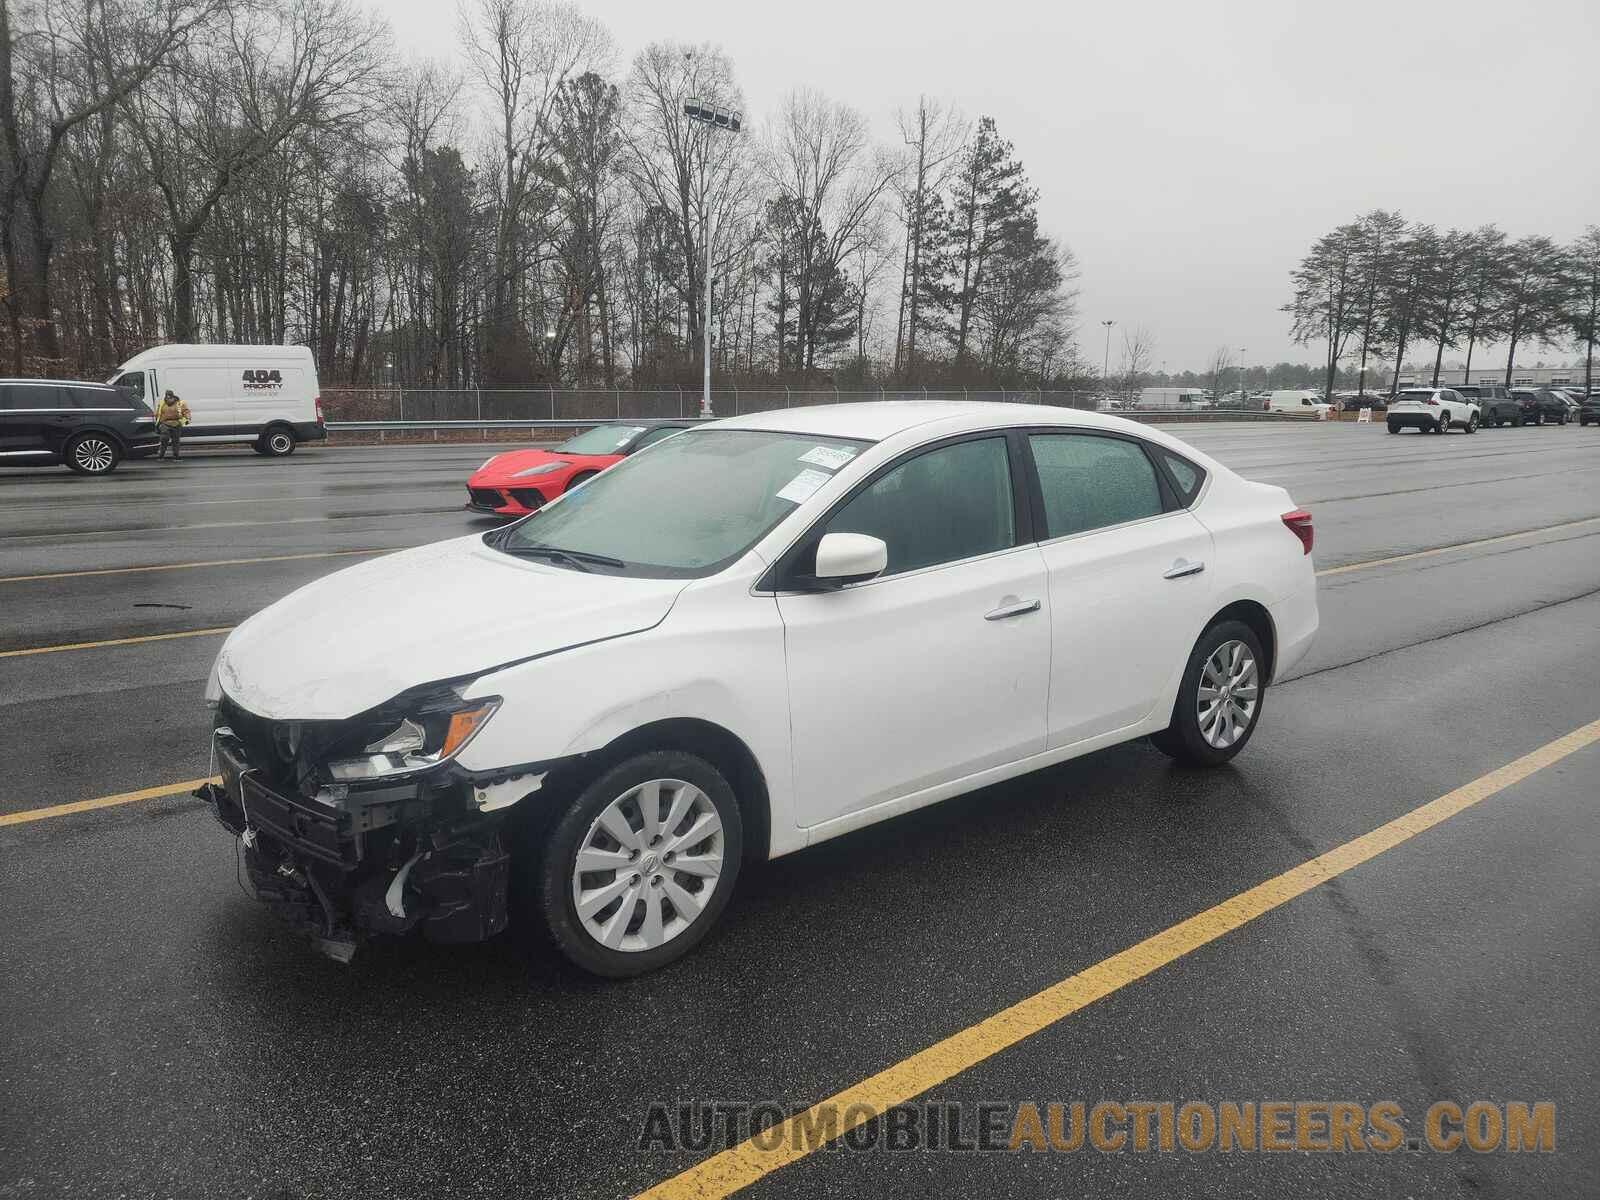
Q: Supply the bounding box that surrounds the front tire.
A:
[538,751,743,977]
[64,432,121,475]
[1466,412,1479,433]
[1386,421,1399,434]
[1150,620,1267,767]
[565,470,598,493]
[1435,414,1450,433]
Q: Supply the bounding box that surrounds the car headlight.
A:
[325,697,500,782]
[204,650,224,709]
[512,462,564,478]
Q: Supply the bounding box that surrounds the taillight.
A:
[314,395,324,424]
[1423,396,1438,406]
[1281,509,1314,555]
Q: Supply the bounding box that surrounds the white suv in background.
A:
[1387,387,1479,435]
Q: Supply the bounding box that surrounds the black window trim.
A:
[759,427,1035,592]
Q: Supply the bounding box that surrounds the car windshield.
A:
[556,425,648,455]
[494,428,866,577]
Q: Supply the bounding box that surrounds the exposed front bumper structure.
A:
[201,721,511,960]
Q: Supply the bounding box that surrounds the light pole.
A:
[683,97,742,418]
[1238,348,1247,406]
[1100,320,1115,400]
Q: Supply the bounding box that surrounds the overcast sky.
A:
[378,0,1600,373]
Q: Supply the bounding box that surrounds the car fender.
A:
[455,567,802,855]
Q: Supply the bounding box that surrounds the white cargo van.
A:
[109,344,326,456]
[1137,387,1208,409]
[1266,390,1331,417]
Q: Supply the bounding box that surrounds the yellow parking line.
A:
[0,776,220,827]
[633,717,1600,1200]
[1318,514,1600,578]
[0,548,387,584]
[0,627,232,659]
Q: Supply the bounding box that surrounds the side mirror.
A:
[813,532,888,586]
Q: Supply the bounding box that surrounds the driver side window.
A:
[825,437,1016,577]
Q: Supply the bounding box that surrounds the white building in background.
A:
[1390,364,1593,388]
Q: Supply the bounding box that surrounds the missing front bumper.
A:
[201,734,511,959]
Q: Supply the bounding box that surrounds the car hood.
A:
[216,535,687,720]
[473,449,615,482]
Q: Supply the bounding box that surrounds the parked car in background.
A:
[1266,390,1332,417]
[0,378,160,474]
[202,402,1319,975]
[1455,384,1521,426]
[1386,387,1479,434]
[1578,395,1600,426]
[109,343,326,457]
[1136,388,1209,409]
[1510,388,1571,425]
[1337,392,1387,412]
[466,421,692,516]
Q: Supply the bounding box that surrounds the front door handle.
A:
[1163,558,1205,580]
[985,598,1041,621]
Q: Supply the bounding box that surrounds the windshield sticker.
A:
[798,445,858,470]
[776,468,833,504]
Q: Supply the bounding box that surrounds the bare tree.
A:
[0,0,221,368]
[1206,344,1236,399]
[458,0,608,381]
[1119,324,1156,398]
[890,95,964,378]
[762,87,894,373]
[121,0,388,340]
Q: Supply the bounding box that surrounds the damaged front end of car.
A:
[198,684,545,962]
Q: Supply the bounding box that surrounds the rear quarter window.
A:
[1156,448,1206,505]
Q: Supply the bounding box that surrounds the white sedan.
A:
[204,402,1319,976]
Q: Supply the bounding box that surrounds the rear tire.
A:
[1466,412,1479,433]
[64,432,121,475]
[259,426,297,457]
[1150,620,1267,767]
[1435,414,1449,433]
[1386,421,1399,434]
[537,750,743,977]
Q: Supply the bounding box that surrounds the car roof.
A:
[0,377,116,388]
[708,400,1136,442]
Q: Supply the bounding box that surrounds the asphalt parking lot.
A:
[3,419,1598,1199]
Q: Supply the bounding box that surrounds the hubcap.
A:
[75,439,113,472]
[1197,640,1259,749]
[271,433,291,453]
[571,778,724,952]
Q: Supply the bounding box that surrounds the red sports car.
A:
[465,421,691,517]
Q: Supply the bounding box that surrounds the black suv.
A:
[1454,384,1522,426]
[1579,393,1600,426]
[0,379,160,474]
[1510,387,1572,426]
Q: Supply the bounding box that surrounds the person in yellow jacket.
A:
[154,391,190,461]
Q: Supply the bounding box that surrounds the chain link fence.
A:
[321,386,1104,424]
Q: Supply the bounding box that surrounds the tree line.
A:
[1284,212,1600,398]
[0,0,1085,388]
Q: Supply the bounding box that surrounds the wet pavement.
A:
[3,420,1597,1199]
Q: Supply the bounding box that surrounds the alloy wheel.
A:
[570,777,725,952]
[74,438,115,473]
[1197,640,1259,750]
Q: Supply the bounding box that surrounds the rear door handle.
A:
[985,598,1041,621]
[1163,558,1205,580]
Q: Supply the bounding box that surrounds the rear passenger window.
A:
[1157,448,1206,505]
[1029,434,1165,538]
[8,383,65,408]
[825,437,1015,576]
